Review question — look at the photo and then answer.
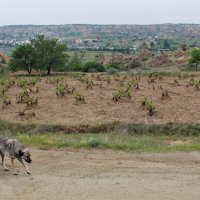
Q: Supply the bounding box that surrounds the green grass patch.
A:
[1,119,200,152]
[13,133,200,153]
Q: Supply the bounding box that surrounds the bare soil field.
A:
[1,149,200,200]
[1,73,200,125]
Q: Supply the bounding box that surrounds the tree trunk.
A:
[47,67,51,76]
[28,66,31,75]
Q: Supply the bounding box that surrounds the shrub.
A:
[112,92,121,102]
[172,79,179,86]
[148,77,155,83]
[50,77,63,84]
[17,79,27,88]
[161,89,169,97]
[8,79,15,86]
[18,108,27,116]
[74,92,85,101]
[141,96,148,106]
[0,86,7,95]
[129,60,142,69]
[189,78,196,86]
[141,97,156,116]
[66,86,76,93]
[142,57,148,62]
[88,139,102,148]
[107,68,118,75]
[86,80,94,89]
[30,86,39,93]
[1,95,11,105]
[17,78,39,91]
[113,86,131,101]
[82,61,105,72]
[195,82,200,90]
[68,51,82,71]
[16,90,29,103]
[26,96,38,106]
[158,84,163,90]
[132,76,140,89]
[106,76,111,84]
[56,85,66,97]
[107,61,120,70]
[145,100,155,116]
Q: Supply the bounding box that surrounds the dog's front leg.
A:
[11,158,18,175]
[19,159,31,175]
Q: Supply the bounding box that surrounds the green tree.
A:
[9,44,36,75]
[150,42,155,51]
[68,51,82,71]
[107,53,120,69]
[162,39,170,49]
[31,35,68,75]
[190,48,200,70]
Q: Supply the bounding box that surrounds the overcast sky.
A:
[1,0,200,25]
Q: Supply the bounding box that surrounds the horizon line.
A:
[0,23,200,27]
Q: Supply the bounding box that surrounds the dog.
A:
[0,138,32,175]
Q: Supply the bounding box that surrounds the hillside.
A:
[1,24,200,49]
[1,24,200,38]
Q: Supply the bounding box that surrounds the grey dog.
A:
[0,138,32,175]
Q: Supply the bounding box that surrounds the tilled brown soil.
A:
[1,149,200,200]
[2,75,200,125]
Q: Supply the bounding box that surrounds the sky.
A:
[1,0,200,25]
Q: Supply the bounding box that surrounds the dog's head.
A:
[18,148,32,163]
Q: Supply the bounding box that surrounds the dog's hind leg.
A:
[11,158,18,175]
[0,152,9,171]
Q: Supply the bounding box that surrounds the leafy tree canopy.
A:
[9,34,68,75]
[190,48,200,65]
[9,44,36,74]
[68,51,82,71]
[31,35,68,75]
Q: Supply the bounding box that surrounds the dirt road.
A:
[1,149,200,200]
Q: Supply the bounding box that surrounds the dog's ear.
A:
[18,149,24,157]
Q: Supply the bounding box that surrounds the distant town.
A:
[0,37,138,53]
[0,39,30,47]
[1,24,200,53]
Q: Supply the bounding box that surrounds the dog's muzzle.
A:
[25,159,32,163]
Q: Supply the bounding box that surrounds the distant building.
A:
[159,49,171,52]
[73,38,99,49]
